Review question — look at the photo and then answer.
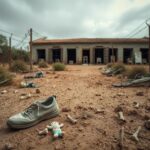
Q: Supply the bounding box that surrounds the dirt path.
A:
[0,65,149,150]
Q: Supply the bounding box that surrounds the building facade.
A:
[32,38,149,64]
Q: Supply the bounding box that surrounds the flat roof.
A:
[32,38,148,45]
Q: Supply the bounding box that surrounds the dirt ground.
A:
[0,65,150,150]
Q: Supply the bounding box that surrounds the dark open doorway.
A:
[109,48,118,62]
[37,49,46,61]
[94,48,104,64]
[123,48,133,63]
[52,48,61,62]
[82,49,90,64]
[67,49,76,64]
[140,48,149,64]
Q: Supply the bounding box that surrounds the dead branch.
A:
[67,114,77,124]
[131,126,141,142]
[118,127,124,150]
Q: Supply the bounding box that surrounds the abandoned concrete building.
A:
[32,38,149,64]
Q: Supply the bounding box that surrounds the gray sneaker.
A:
[7,96,60,129]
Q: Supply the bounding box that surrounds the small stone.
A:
[95,93,101,96]
[36,89,40,94]
[4,143,14,150]
[136,91,144,96]
[78,127,84,132]
[62,107,71,112]
[117,93,124,96]
[95,109,105,114]
[14,90,18,93]
[1,90,7,94]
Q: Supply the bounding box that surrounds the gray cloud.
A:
[0,0,149,47]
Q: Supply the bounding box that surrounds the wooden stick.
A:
[119,127,124,150]
[67,114,77,124]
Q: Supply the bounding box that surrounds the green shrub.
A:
[126,66,147,79]
[0,66,12,85]
[38,60,48,68]
[10,60,29,73]
[52,63,66,71]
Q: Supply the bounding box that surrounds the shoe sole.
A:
[7,110,60,129]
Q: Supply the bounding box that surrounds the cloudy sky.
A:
[0,0,150,47]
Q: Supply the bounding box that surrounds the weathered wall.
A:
[32,43,148,64]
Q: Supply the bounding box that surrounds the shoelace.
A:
[23,102,40,119]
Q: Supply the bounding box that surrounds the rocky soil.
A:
[0,65,150,150]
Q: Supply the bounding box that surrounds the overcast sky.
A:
[0,0,150,47]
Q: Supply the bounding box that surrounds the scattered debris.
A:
[131,126,142,142]
[81,111,93,119]
[20,93,32,100]
[118,127,124,150]
[4,143,15,150]
[14,90,18,93]
[118,111,126,122]
[36,89,40,94]
[112,77,150,87]
[144,120,150,130]
[24,71,44,79]
[1,90,7,94]
[96,128,106,135]
[136,91,144,96]
[20,81,37,88]
[38,121,64,139]
[62,107,71,112]
[67,114,77,124]
[133,102,140,109]
[95,109,105,114]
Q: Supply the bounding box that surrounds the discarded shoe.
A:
[7,96,60,129]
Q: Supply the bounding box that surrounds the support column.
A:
[62,48,67,64]
[104,48,109,64]
[45,48,49,63]
[118,48,123,63]
[77,47,82,64]
[49,48,52,63]
[90,48,94,64]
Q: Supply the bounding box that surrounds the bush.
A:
[52,63,66,71]
[126,66,147,79]
[38,60,48,68]
[10,60,29,73]
[0,66,12,85]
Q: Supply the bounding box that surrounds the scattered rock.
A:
[14,90,18,93]
[96,128,106,135]
[20,93,32,100]
[1,90,7,94]
[145,105,150,111]
[144,120,150,130]
[128,109,138,116]
[95,93,101,96]
[117,93,124,96]
[67,88,71,90]
[81,121,90,127]
[62,107,71,112]
[78,127,84,132]
[95,109,105,114]
[4,143,15,150]
[81,112,93,119]
[136,91,144,96]
[36,89,40,94]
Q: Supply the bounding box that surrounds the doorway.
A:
[94,48,104,64]
[67,49,76,64]
[52,48,61,62]
[82,49,90,64]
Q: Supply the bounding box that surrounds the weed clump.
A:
[52,63,66,71]
[38,60,48,68]
[0,66,12,85]
[10,60,29,73]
